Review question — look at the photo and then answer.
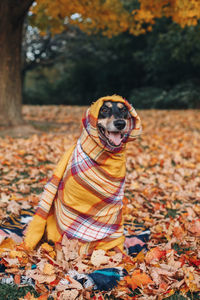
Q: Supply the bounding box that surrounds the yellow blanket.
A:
[24,95,142,254]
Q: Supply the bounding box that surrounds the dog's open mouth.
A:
[98,125,124,147]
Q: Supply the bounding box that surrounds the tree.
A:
[0,0,33,126]
[1,0,200,126]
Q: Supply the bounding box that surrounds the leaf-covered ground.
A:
[0,106,200,299]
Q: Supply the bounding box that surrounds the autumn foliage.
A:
[132,0,200,34]
[31,0,130,36]
[32,0,200,36]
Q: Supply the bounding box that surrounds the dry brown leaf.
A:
[59,289,79,300]
[56,276,83,291]
[91,249,109,267]
[43,263,55,275]
[7,200,21,215]
[26,269,56,284]
[3,257,19,266]
[62,235,79,261]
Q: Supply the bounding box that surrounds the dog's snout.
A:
[114,119,126,130]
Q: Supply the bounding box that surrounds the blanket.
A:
[24,95,142,254]
[0,209,33,244]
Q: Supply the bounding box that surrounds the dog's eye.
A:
[101,107,110,113]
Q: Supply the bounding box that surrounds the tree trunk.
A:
[0,0,33,126]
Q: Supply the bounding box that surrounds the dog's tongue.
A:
[108,132,122,146]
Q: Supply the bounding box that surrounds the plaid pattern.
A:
[37,138,125,243]
[25,95,142,250]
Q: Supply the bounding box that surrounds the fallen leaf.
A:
[7,200,21,215]
[145,247,166,264]
[59,289,79,300]
[62,235,79,261]
[188,219,200,236]
[0,238,16,251]
[43,263,55,275]
[91,249,109,267]
[125,269,153,290]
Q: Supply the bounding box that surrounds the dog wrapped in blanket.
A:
[24,95,142,255]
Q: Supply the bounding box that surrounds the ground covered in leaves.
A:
[0,106,200,299]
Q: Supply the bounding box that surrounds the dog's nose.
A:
[114,119,126,130]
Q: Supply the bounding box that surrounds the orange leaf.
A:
[23,292,38,300]
[145,247,166,264]
[159,282,168,290]
[0,238,16,251]
[132,250,145,263]
[43,263,55,275]
[125,269,153,290]
[188,219,200,236]
[14,274,21,285]
[188,256,200,267]
[37,294,48,300]
[173,226,185,239]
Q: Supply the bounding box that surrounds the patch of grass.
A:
[186,291,200,300]
[165,292,187,299]
[11,178,20,184]
[0,284,38,300]
[166,291,200,300]
[165,208,179,218]
[19,171,29,178]
[30,186,43,194]
[130,287,141,297]
[172,243,193,255]
[30,121,60,132]
[37,160,53,166]
[173,199,182,204]
[171,159,176,166]
[39,172,46,178]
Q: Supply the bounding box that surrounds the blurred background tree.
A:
[1,0,200,126]
[23,17,200,108]
[22,0,200,109]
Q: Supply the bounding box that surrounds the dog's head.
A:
[97,101,129,148]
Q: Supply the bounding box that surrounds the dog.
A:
[24,95,142,255]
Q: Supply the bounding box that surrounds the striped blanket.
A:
[24,95,142,254]
[0,209,33,244]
